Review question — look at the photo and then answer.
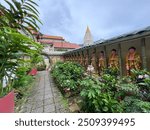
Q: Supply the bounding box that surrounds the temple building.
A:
[31,30,80,53]
[29,29,81,68]
[38,34,80,52]
[83,26,94,46]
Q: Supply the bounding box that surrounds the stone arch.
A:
[41,52,52,70]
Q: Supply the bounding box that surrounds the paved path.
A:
[20,71,69,113]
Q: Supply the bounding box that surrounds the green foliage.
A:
[131,69,150,77]
[37,64,46,71]
[116,77,139,98]
[13,66,32,88]
[0,82,13,98]
[0,0,42,35]
[52,61,150,113]
[80,77,124,113]
[100,74,117,92]
[51,61,84,93]
[11,66,34,100]
[0,0,42,98]
[124,96,150,113]
[30,53,44,67]
[104,68,119,77]
[0,27,42,79]
[0,27,42,97]
[14,75,33,89]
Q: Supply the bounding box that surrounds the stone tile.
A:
[34,93,44,97]
[44,98,54,106]
[31,107,43,113]
[44,90,51,94]
[44,104,55,113]
[32,101,44,110]
[44,94,53,99]
[33,95,44,101]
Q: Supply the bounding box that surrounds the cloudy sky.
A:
[1,0,150,44]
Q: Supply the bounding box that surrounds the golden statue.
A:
[98,51,105,75]
[108,49,119,70]
[126,47,141,75]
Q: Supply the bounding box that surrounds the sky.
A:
[1,0,150,44]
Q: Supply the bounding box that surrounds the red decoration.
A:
[28,68,37,76]
[0,91,14,113]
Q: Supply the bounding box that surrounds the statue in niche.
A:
[87,52,96,74]
[126,47,141,75]
[98,51,106,75]
[108,49,119,72]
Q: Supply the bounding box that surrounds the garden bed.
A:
[51,61,150,113]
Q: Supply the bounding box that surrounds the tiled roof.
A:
[53,42,80,49]
[29,29,64,40]
[38,39,53,44]
[41,35,64,40]
[39,40,80,49]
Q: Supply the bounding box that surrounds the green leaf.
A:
[102,106,109,112]
[24,2,39,14]
[27,0,39,7]
[4,0,17,13]
[102,99,109,104]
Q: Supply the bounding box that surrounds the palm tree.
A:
[0,0,43,96]
[0,0,42,35]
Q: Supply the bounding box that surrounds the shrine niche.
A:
[125,47,141,75]
[108,49,119,72]
[120,39,142,75]
[98,51,106,75]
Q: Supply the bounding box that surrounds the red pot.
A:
[0,91,14,113]
[28,68,37,76]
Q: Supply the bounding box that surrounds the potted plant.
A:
[0,27,42,113]
[0,28,17,113]
[0,0,42,113]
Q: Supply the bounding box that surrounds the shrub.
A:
[37,64,46,71]
[80,77,124,113]
[116,77,139,100]
[51,61,84,94]
[52,62,150,113]
[124,96,150,113]
[12,66,34,99]
[100,74,118,93]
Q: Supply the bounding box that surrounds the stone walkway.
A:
[20,71,70,113]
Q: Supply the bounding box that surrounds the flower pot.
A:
[0,90,14,113]
[28,68,37,76]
